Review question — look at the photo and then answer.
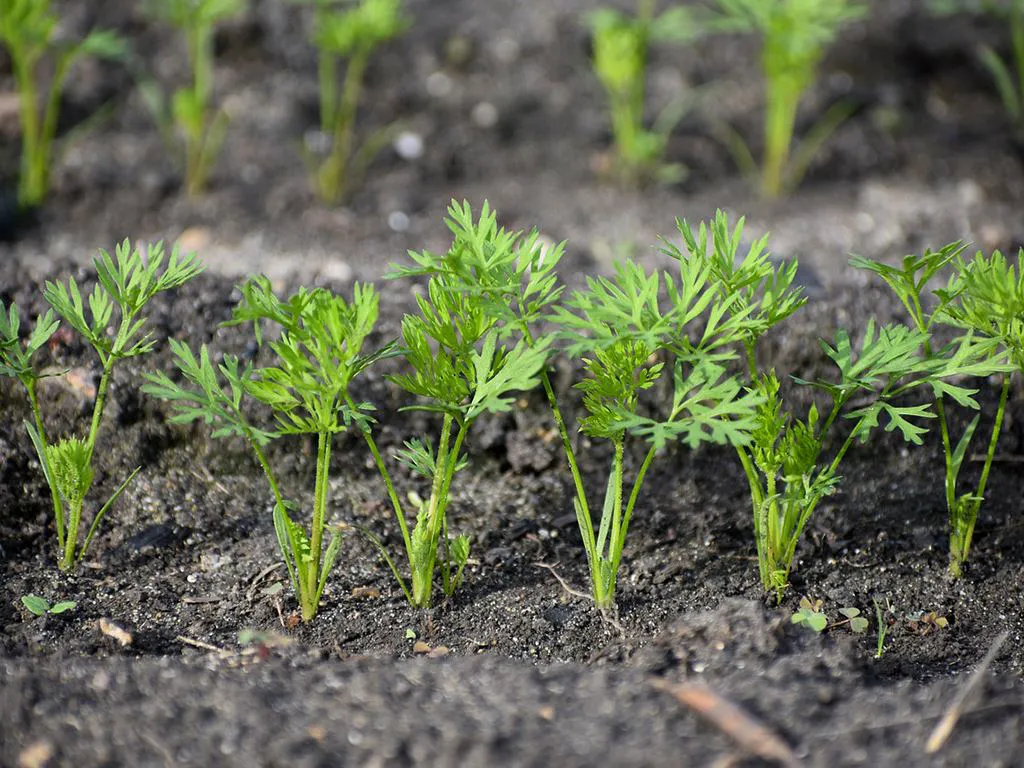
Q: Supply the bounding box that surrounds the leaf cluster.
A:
[307,0,410,55]
[43,241,204,365]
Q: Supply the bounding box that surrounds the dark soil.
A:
[3,1,1024,766]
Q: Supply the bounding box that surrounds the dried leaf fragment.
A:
[98,618,133,647]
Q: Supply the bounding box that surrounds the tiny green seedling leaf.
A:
[838,606,869,633]
[21,594,76,616]
[791,597,828,633]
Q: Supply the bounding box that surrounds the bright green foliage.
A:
[144,278,390,622]
[852,245,1015,578]
[0,0,124,208]
[20,594,76,616]
[289,0,410,203]
[586,0,710,185]
[929,0,1024,138]
[142,0,246,196]
[1,241,202,571]
[362,201,555,608]
[550,214,763,611]
[710,0,867,198]
[673,213,954,598]
[873,596,893,658]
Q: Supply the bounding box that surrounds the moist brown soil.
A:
[3,1,1024,766]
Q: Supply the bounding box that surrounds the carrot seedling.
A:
[141,0,246,196]
[0,0,124,208]
[144,279,392,621]
[289,0,410,203]
[358,201,555,608]
[586,0,710,185]
[1,242,203,571]
[852,245,1014,578]
[548,221,763,611]
[710,0,867,198]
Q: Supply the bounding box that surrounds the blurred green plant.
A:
[0,0,124,208]
[141,0,246,196]
[1,242,203,571]
[710,0,867,198]
[289,0,410,203]
[586,0,710,185]
[929,0,1024,139]
[144,278,391,622]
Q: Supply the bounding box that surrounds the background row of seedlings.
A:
[2,200,1022,623]
[3,0,1024,208]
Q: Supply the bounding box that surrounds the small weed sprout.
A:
[20,594,76,616]
[0,0,124,208]
[370,201,555,608]
[290,0,410,203]
[852,245,1016,577]
[873,596,893,658]
[142,0,246,196]
[710,0,867,198]
[835,606,869,633]
[549,216,762,611]
[1,242,203,571]
[144,279,390,622]
[791,596,827,632]
[586,0,709,185]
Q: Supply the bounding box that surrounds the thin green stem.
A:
[27,380,64,554]
[12,47,43,207]
[307,430,332,613]
[610,444,657,580]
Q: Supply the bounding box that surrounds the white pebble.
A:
[472,101,498,129]
[425,71,454,98]
[388,211,410,232]
[393,131,424,160]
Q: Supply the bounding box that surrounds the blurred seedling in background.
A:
[1,242,202,571]
[0,0,124,208]
[141,0,246,196]
[928,0,1024,139]
[144,278,392,622]
[709,0,867,198]
[20,594,76,617]
[585,0,711,186]
[289,0,410,203]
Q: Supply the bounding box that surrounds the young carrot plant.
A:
[669,213,973,598]
[142,0,246,196]
[0,0,124,208]
[854,245,1018,577]
[548,231,763,611]
[143,278,391,622]
[710,0,867,198]
[0,241,203,571]
[352,201,554,608]
[289,0,409,203]
[586,0,709,185]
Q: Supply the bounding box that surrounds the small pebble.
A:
[425,71,454,98]
[393,131,424,160]
[388,211,410,232]
[472,101,499,129]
